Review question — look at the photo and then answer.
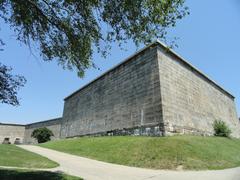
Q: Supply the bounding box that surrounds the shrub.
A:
[213,120,231,138]
[31,127,54,143]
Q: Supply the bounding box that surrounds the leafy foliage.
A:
[0,0,188,106]
[0,63,26,106]
[31,127,54,143]
[0,0,188,76]
[213,120,232,138]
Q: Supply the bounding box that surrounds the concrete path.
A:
[19,145,240,180]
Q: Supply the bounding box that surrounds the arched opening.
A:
[14,138,21,144]
[2,137,10,144]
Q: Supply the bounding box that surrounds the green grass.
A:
[0,169,82,180]
[40,136,240,170]
[0,145,58,168]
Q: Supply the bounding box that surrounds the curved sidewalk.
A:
[19,145,240,180]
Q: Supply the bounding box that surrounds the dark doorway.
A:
[2,138,11,144]
[14,138,21,144]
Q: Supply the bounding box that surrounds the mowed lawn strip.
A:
[0,168,82,180]
[40,136,240,170]
[0,145,58,168]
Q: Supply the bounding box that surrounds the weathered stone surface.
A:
[60,45,164,138]
[60,41,240,138]
[64,124,163,138]
[157,46,240,137]
[24,118,61,144]
[0,118,62,144]
[0,124,25,144]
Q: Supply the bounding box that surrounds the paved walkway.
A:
[19,145,240,180]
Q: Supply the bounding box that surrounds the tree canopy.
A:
[0,0,188,105]
[31,127,54,143]
[0,63,26,106]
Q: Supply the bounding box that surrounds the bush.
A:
[213,120,231,138]
[31,127,54,143]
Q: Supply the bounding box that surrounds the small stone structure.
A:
[0,41,240,143]
[0,118,61,144]
[0,123,25,144]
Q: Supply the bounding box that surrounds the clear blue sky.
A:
[0,0,240,124]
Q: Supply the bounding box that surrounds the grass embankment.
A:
[0,169,82,180]
[40,136,240,170]
[0,145,58,168]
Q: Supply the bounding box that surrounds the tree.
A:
[0,63,26,106]
[0,0,188,77]
[31,127,54,143]
[0,0,188,105]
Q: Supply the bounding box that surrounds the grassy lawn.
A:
[40,136,240,170]
[0,145,58,168]
[0,169,82,180]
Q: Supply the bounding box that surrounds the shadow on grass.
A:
[0,169,81,180]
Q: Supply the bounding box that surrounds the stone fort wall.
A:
[60,45,164,138]
[24,118,61,144]
[157,45,240,137]
[60,41,240,138]
[0,123,25,144]
[1,41,239,141]
[0,118,61,144]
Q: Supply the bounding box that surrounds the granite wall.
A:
[0,124,25,144]
[60,41,240,138]
[157,46,240,137]
[24,118,61,144]
[60,45,164,138]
